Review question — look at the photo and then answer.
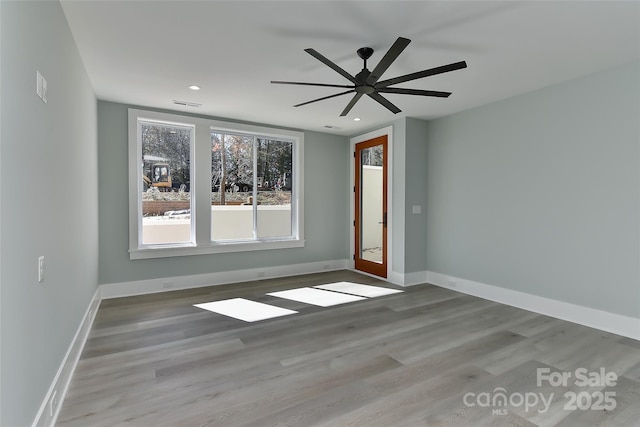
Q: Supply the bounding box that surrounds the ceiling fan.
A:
[271,37,467,117]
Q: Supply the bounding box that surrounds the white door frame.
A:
[350,126,393,280]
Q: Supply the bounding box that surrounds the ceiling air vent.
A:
[173,100,201,107]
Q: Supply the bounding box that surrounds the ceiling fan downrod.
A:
[355,47,375,92]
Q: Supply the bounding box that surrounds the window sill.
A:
[129,239,305,260]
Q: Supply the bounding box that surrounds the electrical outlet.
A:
[36,71,43,98]
[42,76,48,103]
[49,389,58,417]
[38,256,45,282]
[36,71,47,103]
[162,281,174,289]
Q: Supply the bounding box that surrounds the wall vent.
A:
[173,100,201,107]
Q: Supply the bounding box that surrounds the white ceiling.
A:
[60,1,640,136]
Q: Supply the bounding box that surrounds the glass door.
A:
[354,135,387,278]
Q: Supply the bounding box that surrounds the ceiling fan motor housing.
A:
[355,68,374,93]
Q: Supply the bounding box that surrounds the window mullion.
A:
[135,120,144,249]
[194,123,211,246]
[252,136,258,240]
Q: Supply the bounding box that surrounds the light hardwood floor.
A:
[57,270,640,426]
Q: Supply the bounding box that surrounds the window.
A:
[256,138,293,238]
[138,120,194,246]
[128,109,303,259]
[211,133,294,241]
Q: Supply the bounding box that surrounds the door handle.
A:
[379,212,387,227]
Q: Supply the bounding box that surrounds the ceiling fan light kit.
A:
[271,36,467,117]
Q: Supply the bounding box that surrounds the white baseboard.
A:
[426,271,640,341]
[100,259,349,299]
[32,287,101,427]
[387,270,428,287]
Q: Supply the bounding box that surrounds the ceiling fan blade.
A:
[377,87,452,98]
[366,37,411,86]
[304,48,357,84]
[293,90,355,108]
[271,80,354,89]
[367,92,401,114]
[376,61,467,88]
[340,93,364,117]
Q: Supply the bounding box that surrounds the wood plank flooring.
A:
[57,270,640,426]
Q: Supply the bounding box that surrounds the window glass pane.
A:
[140,121,192,245]
[211,133,254,240]
[360,145,384,263]
[257,139,293,238]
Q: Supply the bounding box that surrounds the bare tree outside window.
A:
[211,132,293,240]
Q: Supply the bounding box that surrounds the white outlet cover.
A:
[38,256,45,282]
[36,71,43,98]
[42,77,47,103]
[49,389,57,416]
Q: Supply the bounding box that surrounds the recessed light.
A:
[353,118,361,121]
[188,85,201,91]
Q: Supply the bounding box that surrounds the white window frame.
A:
[128,108,304,259]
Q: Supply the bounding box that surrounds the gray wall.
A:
[0,1,99,426]
[425,61,640,318]
[98,101,349,285]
